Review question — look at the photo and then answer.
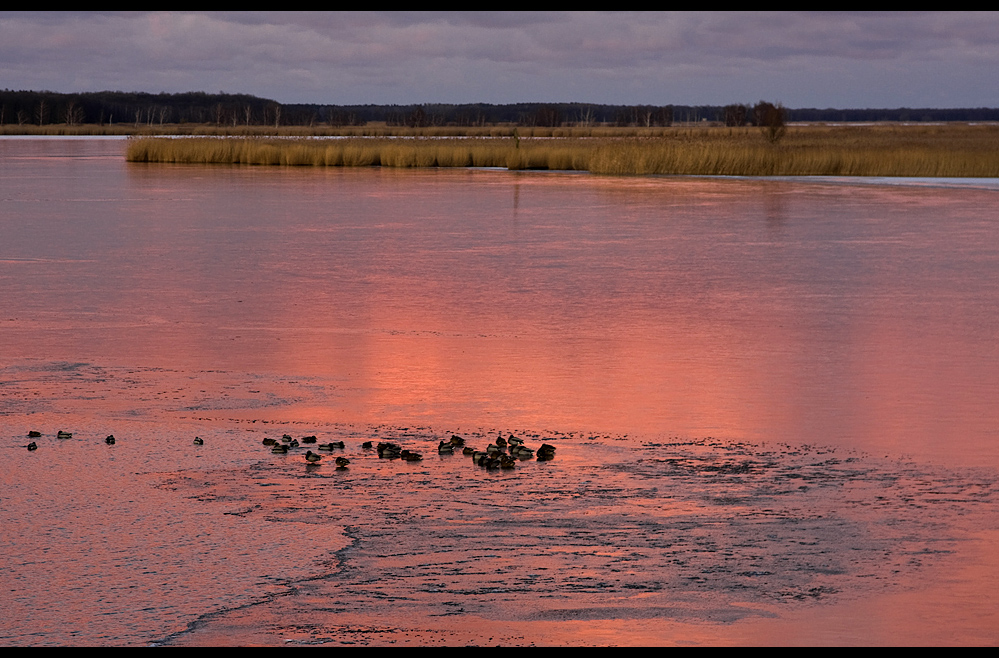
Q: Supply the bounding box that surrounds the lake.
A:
[2,137,998,645]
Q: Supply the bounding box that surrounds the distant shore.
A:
[119,123,999,178]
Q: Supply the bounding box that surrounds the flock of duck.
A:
[261,431,556,470]
[370,432,556,470]
[21,429,557,471]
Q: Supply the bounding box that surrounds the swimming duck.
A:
[57,430,72,439]
[262,438,278,446]
[271,443,289,454]
[301,435,318,444]
[511,445,534,460]
[305,450,322,463]
[536,443,556,461]
[27,442,37,451]
[335,456,350,468]
[377,442,402,458]
[400,450,423,462]
[438,441,454,455]
[193,437,204,445]
[105,435,116,445]
[28,431,41,438]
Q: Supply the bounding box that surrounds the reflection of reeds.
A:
[126,125,999,177]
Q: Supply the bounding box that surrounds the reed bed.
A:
[126,124,999,177]
[1,123,137,135]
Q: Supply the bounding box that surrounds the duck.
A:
[271,443,289,454]
[438,440,454,455]
[305,450,322,463]
[511,444,534,460]
[105,435,116,445]
[536,443,556,461]
[262,437,278,446]
[27,441,37,451]
[57,430,72,439]
[193,437,204,445]
[377,442,402,458]
[301,435,318,444]
[335,456,350,468]
[28,431,41,438]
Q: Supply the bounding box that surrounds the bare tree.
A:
[753,101,787,144]
[64,101,85,125]
[35,99,48,125]
[724,104,749,127]
[406,105,427,128]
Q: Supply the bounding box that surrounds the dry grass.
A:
[125,124,999,177]
[1,123,137,135]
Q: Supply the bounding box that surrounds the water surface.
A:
[2,138,998,645]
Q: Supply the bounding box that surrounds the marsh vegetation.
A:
[127,123,999,177]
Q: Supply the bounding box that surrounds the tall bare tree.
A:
[35,99,48,125]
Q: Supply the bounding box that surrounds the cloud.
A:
[1,12,997,107]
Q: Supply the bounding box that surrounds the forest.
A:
[3,89,998,128]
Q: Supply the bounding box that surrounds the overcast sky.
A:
[2,11,997,109]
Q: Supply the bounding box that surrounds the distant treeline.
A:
[3,90,999,127]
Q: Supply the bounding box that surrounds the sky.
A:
[2,11,997,109]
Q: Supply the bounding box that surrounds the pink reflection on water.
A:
[2,139,999,645]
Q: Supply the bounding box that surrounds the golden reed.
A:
[126,124,999,177]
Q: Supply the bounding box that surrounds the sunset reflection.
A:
[3,140,999,645]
